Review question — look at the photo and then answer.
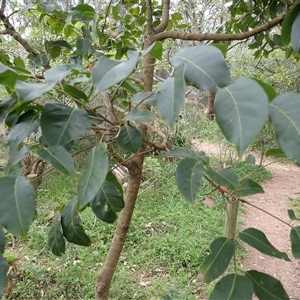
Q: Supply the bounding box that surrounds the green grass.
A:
[2,150,272,299]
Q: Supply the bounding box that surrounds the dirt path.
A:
[192,140,300,299]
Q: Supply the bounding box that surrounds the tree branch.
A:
[152,5,292,43]
[0,10,38,54]
[154,0,170,33]
[146,0,154,33]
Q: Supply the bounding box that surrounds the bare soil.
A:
[192,140,300,299]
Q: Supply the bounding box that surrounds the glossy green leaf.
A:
[245,154,256,164]
[36,145,75,175]
[92,51,140,92]
[147,42,163,60]
[48,212,66,256]
[236,179,264,196]
[44,64,74,82]
[239,228,289,261]
[91,181,125,223]
[27,53,50,66]
[71,4,95,13]
[53,40,72,50]
[265,148,286,157]
[281,3,300,45]
[40,101,91,147]
[200,237,235,283]
[15,81,56,103]
[5,145,30,176]
[62,85,88,102]
[106,172,124,197]
[124,109,154,122]
[269,93,300,166]
[204,168,239,191]
[0,227,4,254]
[77,143,108,210]
[116,125,142,153]
[215,78,268,156]
[0,66,20,88]
[0,176,36,237]
[39,2,56,12]
[246,270,289,300]
[7,110,39,152]
[287,209,300,221]
[131,92,157,106]
[170,45,230,93]
[162,148,209,163]
[290,226,300,258]
[61,199,91,246]
[175,158,204,202]
[209,274,253,300]
[0,98,17,123]
[0,255,8,298]
[156,66,186,126]
[76,38,92,56]
[291,10,300,53]
[250,77,277,101]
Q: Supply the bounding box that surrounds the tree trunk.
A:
[95,158,144,300]
[224,201,239,239]
[207,92,215,120]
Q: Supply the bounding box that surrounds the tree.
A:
[1,0,300,299]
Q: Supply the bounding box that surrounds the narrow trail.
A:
[241,161,300,299]
[192,140,300,299]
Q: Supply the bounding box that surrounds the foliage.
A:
[0,0,300,299]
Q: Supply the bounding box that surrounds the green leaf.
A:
[131,92,157,106]
[106,172,124,197]
[290,226,300,258]
[239,228,290,261]
[246,270,289,300]
[156,66,186,126]
[39,2,56,12]
[36,145,75,176]
[27,53,50,66]
[0,66,21,89]
[92,51,140,92]
[291,10,300,53]
[116,125,142,153]
[61,199,91,246]
[147,42,163,60]
[245,154,256,164]
[0,98,17,123]
[250,77,277,101]
[0,255,8,298]
[48,212,66,256]
[71,4,95,13]
[175,158,204,202]
[44,64,74,82]
[200,237,235,283]
[170,45,230,93]
[62,85,88,102]
[162,148,210,164]
[265,148,286,157]
[7,110,39,152]
[0,227,4,254]
[5,145,30,176]
[281,3,300,45]
[204,168,239,191]
[124,109,154,122]
[209,274,253,300]
[269,93,300,166]
[76,38,92,56]
[287,209,300,221]
[15,81,56,103]
[215,78,269,156]
[77,143,108,210]
[0,176,36,237]
[236,179,264,196]
[40,101,91,147]
[90,181,125,223]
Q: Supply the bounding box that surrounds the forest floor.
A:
[192,140,300,299]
